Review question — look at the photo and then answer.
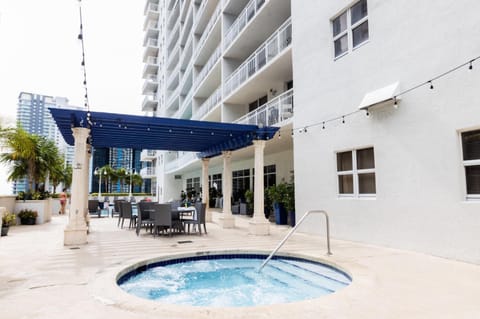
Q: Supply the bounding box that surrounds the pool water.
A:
[118,255,351,307]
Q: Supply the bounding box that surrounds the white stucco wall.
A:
[292,0,480,263]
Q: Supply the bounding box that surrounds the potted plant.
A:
[283,183,295,226]
[1,211,16,236]
[18,209,38,225]
[244,189,254,216]
[267,184,288,225]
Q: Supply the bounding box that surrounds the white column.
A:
[64,127,90,246]
[249,140,270,235]
[201,158,211,222]
[83,144,92,227]
[219,151,235,228]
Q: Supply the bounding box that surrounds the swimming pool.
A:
[117,253,351,307]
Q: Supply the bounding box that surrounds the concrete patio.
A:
[0,211,479,319]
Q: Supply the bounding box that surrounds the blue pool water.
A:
[118,254,351,307]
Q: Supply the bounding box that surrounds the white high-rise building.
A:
[141,0,480,264]
[141,0,293,205]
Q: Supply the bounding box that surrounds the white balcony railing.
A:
[145,38,159,48]
[164,153,197,172]
[167,86,180,107]
[145,2,159,15]
[224,18,291,97]
[167,62,180,88]
[140,167,156,177]
[167,22,181,50]
[235,88,294,126]
[192,86,221,120]
[223,0,266,50]
[195,43,222,89]
[195,1,222,59]
[141,150,157,161]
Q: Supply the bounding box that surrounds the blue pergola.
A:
[49,108,278,158]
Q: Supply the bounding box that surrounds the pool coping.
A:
[91,249,367,318]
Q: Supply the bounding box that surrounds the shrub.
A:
[18,209,38,220]
[2,212,16,226]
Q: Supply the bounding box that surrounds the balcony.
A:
[167,0,180,29]
[144,2,160,19]
[164,152,197,173]
[143,20,159,45]
[143,38,159,60]
[140,150,157,161]
[223,0,265,50]
[142,74,159,95]
[194,1,222,59]
[224,18,291,99]
[140,167,157,178]
[142,56,160,78]
[235,88,293,127]
[142,94,158,112]
[192,86,221,120]
[194,44,222,91]
[167,22,181,52]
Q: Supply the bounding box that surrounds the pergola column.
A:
[219,151,235,228]
[64,127,90,246]
[249,140,270,235]
[201,158,211,222]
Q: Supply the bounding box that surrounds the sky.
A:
[0,0,145,194]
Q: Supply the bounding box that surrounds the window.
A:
[462,130,480,199]
[337,147,375,197]
[233,169,250,201]
[332,0,369,58]
[209,173,222,194]
[264,164,276,189]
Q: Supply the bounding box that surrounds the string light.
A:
[78,0,90,112]
[276,54,478,136]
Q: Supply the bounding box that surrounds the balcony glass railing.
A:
[223,0,265,50]
[167,86,180,107]
[224,18,291,97]
[235,88,293,126]
[192,86,221,120]
[195,44,222,89]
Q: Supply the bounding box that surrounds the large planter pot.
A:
[15,200,51,224]
[273,202,287,225]
[1,225,9,236]
[20,217,36,225]
[288,211,296,227]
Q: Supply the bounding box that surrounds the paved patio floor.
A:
[1,211,479,319]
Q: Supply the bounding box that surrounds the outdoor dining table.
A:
[172,206,196,220]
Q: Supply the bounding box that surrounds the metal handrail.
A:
[258,210,332,272]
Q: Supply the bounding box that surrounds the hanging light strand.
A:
[287,54,479,136]
[78,0,90,113]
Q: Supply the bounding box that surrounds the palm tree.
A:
[0,127,38,191]
[129,173,143,194]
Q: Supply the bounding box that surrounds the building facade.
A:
[142,0,480,263]
[14,92,78,193]
[141,0,294,204]
[291,0,480,263]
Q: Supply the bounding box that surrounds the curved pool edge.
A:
[89,249,363,318]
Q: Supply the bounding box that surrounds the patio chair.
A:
[120,201,136,229]
[114,199,125,225]
[136,200,155,236]
[88,199,101,218]
[183,202,207,235]
[152,203,182,237]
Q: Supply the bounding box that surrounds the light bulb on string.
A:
[469,61,473,70]
[429,81,434,89]
[322,122,325,129]
[393,96,398,109]
[365,108,370,116]
[342,116,345,124]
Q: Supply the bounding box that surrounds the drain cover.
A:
[177,240,193,244]
[69,247,80,250]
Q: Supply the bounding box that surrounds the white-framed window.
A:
[461,130,480,200]
[332,0,369,58]
[336,147,376,197]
